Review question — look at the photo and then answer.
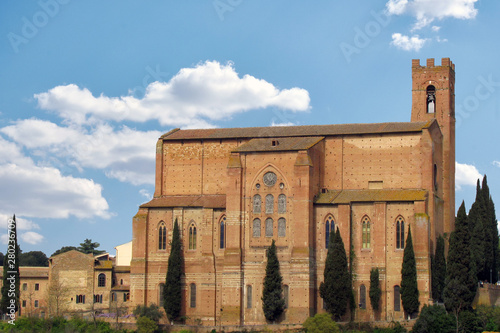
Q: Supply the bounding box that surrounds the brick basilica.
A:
[130,58,456,325]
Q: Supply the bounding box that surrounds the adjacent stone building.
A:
[131,58,456,325]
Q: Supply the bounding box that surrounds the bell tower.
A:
[411,58,456,236]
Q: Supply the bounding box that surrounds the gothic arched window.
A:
[253,194,261,214]
[220,215,226,249]
[190,283,196,308]
[325,215,335,248]
[98,273,106,287]
[359,284,366,309]
[252,219,261,237]
[265,218,273,237]
[278,194,286,214]
[396,216,405,250]
[266,194,274,214]
[394,285,401,311]
[362,216,371,249]
[158,222,166,250]
[189,223,197,250]
[278,218,286,237]
[427,85,436,114]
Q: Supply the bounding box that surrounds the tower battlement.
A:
[412,57,455,70]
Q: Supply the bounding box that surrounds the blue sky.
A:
[0,0,499,256]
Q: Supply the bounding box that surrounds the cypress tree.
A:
[1,215,20,318]
[164,219,183,322]
[369,267,381,312]
[262,239,285,322]
[482,176,499,282]
[469,191,485,280]
[443,202,477,320]
[431,235,446,303]
[401,226,419,317]
[320,229,349,320]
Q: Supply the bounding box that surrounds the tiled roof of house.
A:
[314,189,428,204]
[140,195,226,209]
[19,266,49,278]
[161,120,434,141]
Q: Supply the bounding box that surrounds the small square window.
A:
[35,283,39,291]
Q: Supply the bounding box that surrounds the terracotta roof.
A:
[162,120,434,141]
[114,266,130,273]
[233,136,324,153]
[140,195,226,209]
[315,189,428,204]
[19,267,49,278]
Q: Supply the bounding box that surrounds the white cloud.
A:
[493,161,500,168]
[20,231,44,245]
[386,0,478,30]
[271,121,296,127]
[456,161,483,190]
[0,136,110,219]
[2,120,160,185]
[432,26,441,32]
[34,61,311,128]
[391,33,427,51]
[0,213,39,231]
[139,189,152,200]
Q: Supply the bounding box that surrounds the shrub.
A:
[412,304,455,333]
[303,313,340,333]
[133,303,163,323]
[136,316,159,333]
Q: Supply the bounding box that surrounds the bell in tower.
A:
[426,85,436,114]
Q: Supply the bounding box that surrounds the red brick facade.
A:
[131,58,456,325]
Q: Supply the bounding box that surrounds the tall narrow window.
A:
[253,194,261,214]
[220,215,226,249]
[434,163,438,191]
[396,216,405,250]
[189,223,197,250]
[159,283,165,306]
[158,222,167,250]
[190,283,196,308]
[278,218,286,237]
[427,85,436,114]
[359,284,366,309]
[325,215,335,248]
[265,218,273,237]
[98,273,106,287]
[253,219,261,237]
[394,285,401,311]
[266,194,274,214]
[278,194,286,214]
[246,285,252,309]
[362,216,371,249]
[284,285,289,309]
[35,283,39,291]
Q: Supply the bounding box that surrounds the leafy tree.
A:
[164,219,183,322]
[443,202,477,328]
[401,226,419,318]
[319,229,350,320]
[78,239,105,255]
[369,268,381,312]
[431,235,446,302]
[303,313,340,333]
[19,251,49,267]
[262,239,285,322]
[136,316,158,333]
[1,215,20,317]
[133,304,163,323]
[51,246,79,257]
[412,304,455,333]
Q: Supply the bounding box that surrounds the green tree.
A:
[78,239,105,255]
[303,313,340,333]
[133,304,163,323]
[19,251,49,267]
[262,239,285,322]
[135,316,158,333]
[431,235,446,302]
[164,219,183,322]
[1,215,20,317]
[412,304,455,333]
[401,226,419,318]
[369,267,381,312]
[482,176,499,283]
[443,202,477,329]
[469,187,486,281]
[51,246,79,257]
[319,229,350,320]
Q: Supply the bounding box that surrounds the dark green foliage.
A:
[412,304,455,333]
[0,252,3,266]
[431,235,446,302]
[136,316,159,333]
[78,238,106,255]
[1,215,20,315]
[19,250,49,267]
[133,303,164,323]
[476,305,500,331]
[443,202,477,317]
[0,317,123,333]
[51,246,79,257]
[303,313,340,333]
[369,268,381,312]
[401,226,419,317]
[482,176,499,283]
[164,219,183,322]
[319,229,350,320]
[262,239,285,322]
